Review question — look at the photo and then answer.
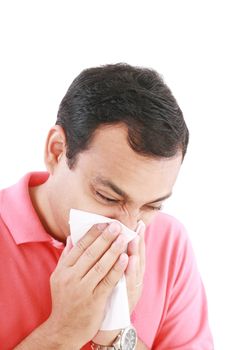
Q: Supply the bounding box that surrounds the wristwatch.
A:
[91,326,137,350]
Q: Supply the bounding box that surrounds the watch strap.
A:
[91,345,115,350]
[91,332,122,350]
[91,326,137,350]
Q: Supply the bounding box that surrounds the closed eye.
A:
[96,191,164,210]
[96,191,119,203]
[147,204,164,211]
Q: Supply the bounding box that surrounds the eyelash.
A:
[96,191,119,203]
[95,192,163,211]
[152,204,163,211]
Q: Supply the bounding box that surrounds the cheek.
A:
[88,205,121,219]
[68,188,116,217]
[141,211,158,226]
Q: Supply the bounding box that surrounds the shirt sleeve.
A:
[153,235,214,350]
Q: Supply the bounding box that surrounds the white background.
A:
[0,1,232,348]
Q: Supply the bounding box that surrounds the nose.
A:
[115,210,141,231]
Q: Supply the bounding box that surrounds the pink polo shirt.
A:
[0,173,214,349]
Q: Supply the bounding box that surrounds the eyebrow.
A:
[94,176,172,204]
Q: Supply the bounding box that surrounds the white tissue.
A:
[69,209,144,330]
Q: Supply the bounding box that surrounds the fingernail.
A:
[118,253,128,267]
[108,221,121,234]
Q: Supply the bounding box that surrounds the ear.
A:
[44,125,66,174]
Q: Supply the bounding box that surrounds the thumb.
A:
[60,235,73,260]
[137,220,146,237]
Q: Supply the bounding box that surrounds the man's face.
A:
[47,124,182,236]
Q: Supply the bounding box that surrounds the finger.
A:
[126,226,146,292]
[73,221,122,278]
[95,253,129,298]
[60,223,108,267]
[83,233,128,288]
[126,235,140,282]
[57,235,73,265]
[125,254,138,280]
[66,235,73,251]
[126,228,146,278]
[138,228,146,275]
[127,235,140,256]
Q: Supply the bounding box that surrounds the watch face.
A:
[121,328,137,350]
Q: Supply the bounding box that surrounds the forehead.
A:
[76,124,182,201]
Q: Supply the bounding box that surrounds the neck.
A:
[29,183,66,243]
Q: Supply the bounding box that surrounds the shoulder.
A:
[144,212,196,272]
[145,211,189,248]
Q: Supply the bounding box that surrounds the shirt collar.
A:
[0,172,63,247]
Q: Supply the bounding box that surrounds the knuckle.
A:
[94,261,105,275]
[110,243,119,255]
[75,238,87,253]
[88,224,101,236]
[83,246,95,259]
[101,231,112,244]
[50,271,56,284]
[50,269,68,287]
[113,261,123,273]
[50,271,60,287]
[110,238,126,255]
[102,275,115,288]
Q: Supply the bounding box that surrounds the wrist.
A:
[43,317,83,350]
[92,330,121,346]
[91,326,137,350]
[14,318,82,350]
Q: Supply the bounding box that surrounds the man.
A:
[0,64,214,349]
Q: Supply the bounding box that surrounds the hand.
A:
[126,224,146,313]
[47,222,129,349]
[92,224,146,347]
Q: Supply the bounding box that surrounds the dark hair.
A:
[56,63,189,168]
